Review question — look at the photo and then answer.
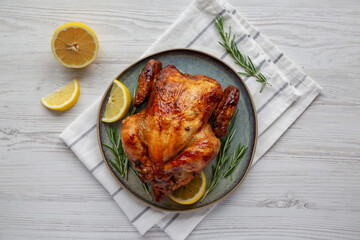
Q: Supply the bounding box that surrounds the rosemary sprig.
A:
[104,127,128,179]
[223,144,247,178]
[215,16,271,93]
[200,110,247,202]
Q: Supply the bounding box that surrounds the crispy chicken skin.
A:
[143,65,223,165]
[212,85,240,138]
[121,60,240,202]
[133,59,162,107]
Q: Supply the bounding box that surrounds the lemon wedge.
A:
[41,78,80,111]
[102,80,131,123]
[169,171,206,205]
[51,22,99,68]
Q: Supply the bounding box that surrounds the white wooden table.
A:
[1,0,359,239]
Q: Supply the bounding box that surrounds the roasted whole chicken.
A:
[121,59,240,202]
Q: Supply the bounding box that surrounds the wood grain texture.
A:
[0,0,359,239]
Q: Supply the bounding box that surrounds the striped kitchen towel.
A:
[60,0,322,239]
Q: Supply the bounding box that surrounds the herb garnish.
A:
[104,127,128,179]
[215,16,271,93]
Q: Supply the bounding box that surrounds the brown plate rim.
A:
[97,48,258,212]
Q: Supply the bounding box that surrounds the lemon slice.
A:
[169,171,206,205]
[41,78,80,111]
[51,22,99,68]
[102,80,131,123]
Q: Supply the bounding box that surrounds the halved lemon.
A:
[169,171,206,205]
[51,22,99,68]
[41,78,80,111]
[102,80,131,123]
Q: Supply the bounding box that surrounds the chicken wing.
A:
[133,59,162,107]
[212,85,240,138]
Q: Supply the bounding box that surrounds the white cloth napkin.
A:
[60,0,322,239]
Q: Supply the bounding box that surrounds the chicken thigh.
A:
[121,59,240,202]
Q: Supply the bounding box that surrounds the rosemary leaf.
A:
[103,144,119,159]
[238,72,252,77]
[109,159,122,176]
[260,82,266,93]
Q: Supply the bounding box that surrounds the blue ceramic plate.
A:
[97,49,257,212]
